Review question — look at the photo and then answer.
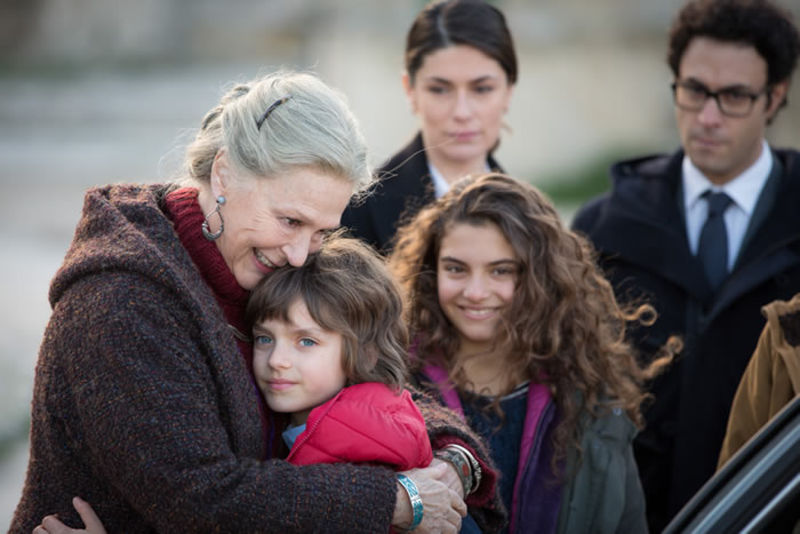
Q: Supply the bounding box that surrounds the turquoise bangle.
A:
[396,473,424,530]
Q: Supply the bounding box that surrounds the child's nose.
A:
[268,346,291,369]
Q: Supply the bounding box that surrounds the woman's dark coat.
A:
[341,133,502,254]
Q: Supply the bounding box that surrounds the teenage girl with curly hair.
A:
[389,173,674,534]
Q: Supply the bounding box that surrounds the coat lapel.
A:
[370,134,434,246]
[590,152,712,301]
[370,133,506,248]
[708,152,800,321]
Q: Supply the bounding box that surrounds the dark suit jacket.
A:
[571,147,800,533]
[341,133,502,254]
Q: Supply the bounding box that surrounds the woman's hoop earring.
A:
[201,196,226,241]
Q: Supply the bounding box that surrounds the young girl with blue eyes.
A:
[245,236,429,470]
[245,236,506,533]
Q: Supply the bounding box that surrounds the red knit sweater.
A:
[164,187,284,456]
[164,188,250,359]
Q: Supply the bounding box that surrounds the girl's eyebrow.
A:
[293,327,326,338]
[287,319,330,337]
[252,324,273,335]
[489,259,517,267]
[439,256,465,264]
[439,256,516,266]
[253,321,327,338]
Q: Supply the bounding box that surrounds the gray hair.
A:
[184,71,372,194]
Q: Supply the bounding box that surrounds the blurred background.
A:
[2,0,799,526]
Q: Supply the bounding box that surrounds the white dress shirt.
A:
[428,163,491,199]
[682,139,773,270]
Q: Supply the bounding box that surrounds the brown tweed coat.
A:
[10,184,503,533]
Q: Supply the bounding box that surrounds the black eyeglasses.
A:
[671,80,768,117]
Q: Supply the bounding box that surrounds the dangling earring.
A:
[201,195,226,241]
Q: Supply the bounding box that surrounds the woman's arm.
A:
[26,274,477,534]
[22,272,399,533]
[408,384,506,532]
[35,475,466,534]
[394,462,467,532]
[409,384,499,502]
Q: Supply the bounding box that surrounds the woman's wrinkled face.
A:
[436,221,518,354]
[405,44,513,168]
[210,154,353,290]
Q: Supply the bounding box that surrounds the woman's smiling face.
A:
[436,221,519,354]
[210,154,353,290]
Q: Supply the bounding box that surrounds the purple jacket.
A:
[421,365,648,534]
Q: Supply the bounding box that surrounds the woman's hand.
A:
[33,497,107,534]
[393,461,467,533]
[433,456,466,499]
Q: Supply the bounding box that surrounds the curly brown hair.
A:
[246,235,409,390]
[389,173,673,461]
[667,0,799,114]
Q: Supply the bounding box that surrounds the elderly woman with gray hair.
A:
[11,71,499,534]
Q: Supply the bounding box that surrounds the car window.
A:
[664,395,800,533]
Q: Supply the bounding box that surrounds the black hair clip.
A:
[255,96,292,130]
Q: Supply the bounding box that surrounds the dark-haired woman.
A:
[342,0,516,254]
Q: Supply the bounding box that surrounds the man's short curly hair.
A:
[667,0,800,87]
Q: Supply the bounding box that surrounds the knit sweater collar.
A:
[165,187,276,458]
[163,187,249,332]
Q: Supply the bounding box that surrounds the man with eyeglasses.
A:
[572,0,800,531]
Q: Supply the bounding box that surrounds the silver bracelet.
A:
[443,443,482,494]
[435,447,473,495]
[396,473,424,531]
